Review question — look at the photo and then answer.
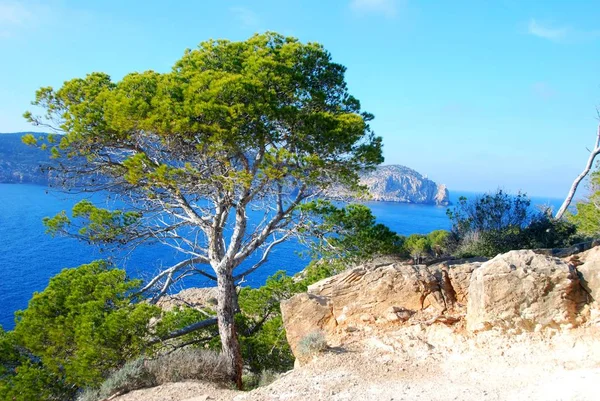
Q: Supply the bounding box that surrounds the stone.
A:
[281,256,469,358]
[466,250,588,332]
[280,293,336,357]
[326,165,450,205]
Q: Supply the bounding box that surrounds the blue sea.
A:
[0,184,563,330]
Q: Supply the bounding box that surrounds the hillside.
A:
[0,132,55,184]
[112,246,600,401]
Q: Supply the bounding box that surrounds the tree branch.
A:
[556,124,600,219]
[148,317,218,345]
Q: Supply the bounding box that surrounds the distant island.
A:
[0,133,450,205]
[328,165,450,206]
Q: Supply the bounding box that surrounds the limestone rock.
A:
[280,293,336,357]
[574,246,600,302]
[281,256,472,358]
[326,165,450,205]
[466,250,588,332]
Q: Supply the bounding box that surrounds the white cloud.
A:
[528,19,568,41]
[0,1,54,40]
[229,6,260,29]
[527,19,600,43]
[350,0,399,18]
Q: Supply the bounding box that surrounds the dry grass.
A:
[78,349,229,401]
[147,348,230,385]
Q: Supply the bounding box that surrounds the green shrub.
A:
[258,369,279,387]
[0,360,76,401]
[297,331,328,358]
[96,358,155,400]
[13,260,161,388]
[447,190,577,257]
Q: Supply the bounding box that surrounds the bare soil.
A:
[113,322,600,401]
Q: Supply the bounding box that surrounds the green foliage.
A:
[404,234,431,261]
[525,211,579,248]
[44,200,142,244]
[236,261,345,374]
[237,271,302,373]
[25,32,383,197]
[447,190,577,257]
[568,171,600,237]
[13,261,160,388]
[302,201,405,262]
[0,327,20,379]
[427,229,450,256]
[1,327,75,401]
[0,360,76,401]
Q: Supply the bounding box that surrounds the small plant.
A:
[96,358,156,400]
[77,388,100,401]
[297,331,328,358]
[258,369,279,387]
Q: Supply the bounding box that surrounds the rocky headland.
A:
[328,165,450,206]
[0,132,55,184]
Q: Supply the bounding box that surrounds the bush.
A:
[447,190,577,257]
[297,331,328,358]
[258,369,279,387]
[146,349,229,385]
[96,358,156,400]
[567,170,600,237]
[0,361,76,401]
[1,261,161,400]
[79,349,229,401]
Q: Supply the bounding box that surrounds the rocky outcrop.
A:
[467,250,588,332]
[280,256,487,357]
[327,165,450,205]
[575,246,600,302]
[359,165,450,205]
[281,248,600,360]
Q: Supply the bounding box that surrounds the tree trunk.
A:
[216,270,244,389]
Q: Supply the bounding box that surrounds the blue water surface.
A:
[0,184,563,330]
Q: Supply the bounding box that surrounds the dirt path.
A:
[114,326,600,401]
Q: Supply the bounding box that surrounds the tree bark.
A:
[216,270,244,389]
[555,124,600,220]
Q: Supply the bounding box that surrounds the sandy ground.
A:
[113,323,600,401]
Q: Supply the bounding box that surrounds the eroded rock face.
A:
[326,165,450,205]
[281,256,486,358]
[466,251,588,332]
[575,246,600,302]
[280,293,337,359]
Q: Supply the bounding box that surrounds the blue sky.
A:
[0,0,599,198]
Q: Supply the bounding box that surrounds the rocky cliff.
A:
[0,133,55,184]
[328,165,450,205]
